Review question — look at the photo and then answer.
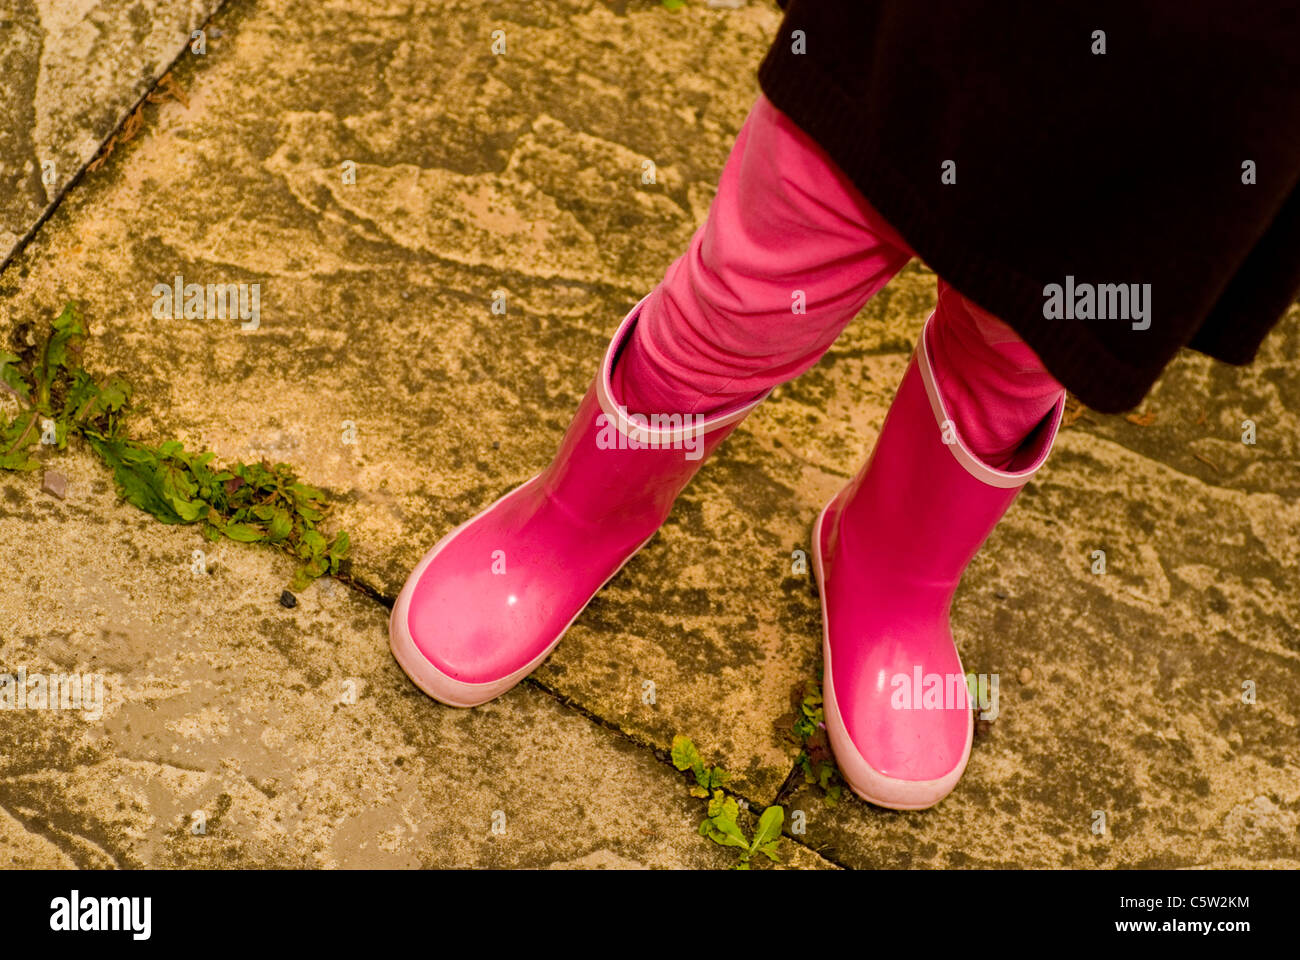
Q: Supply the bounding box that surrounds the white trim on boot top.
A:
[914,311,1067,488]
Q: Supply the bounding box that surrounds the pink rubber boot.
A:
[813,311,1066,809]
[389,296,765,707]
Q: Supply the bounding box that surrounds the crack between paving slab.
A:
[0,1,233,279]
[332,570,393,610]
[336,567,757,802]
[768,755,854,869]
[526,673,849,869]
[329,565,848,869]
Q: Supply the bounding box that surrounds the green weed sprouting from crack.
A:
[774,676,844,805]
[670,734,784,870]
[0,302,350,591]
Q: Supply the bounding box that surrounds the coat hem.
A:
[757,40,1230,414]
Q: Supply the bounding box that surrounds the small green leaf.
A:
[0,448,38,471]
[701,822,749,850]
[702,820,749,851]
[290,566,313,592]
[701,792,748,850]
[267,508,293,542]
[290,481,325,502]
[327,530,350,559]
[223,522,266,543]
[670,735,703,773]
[0,351,32,401]
[751,805,783,851]
[45,303,84,368]
[298,529,326,559]
[167,496,206,522]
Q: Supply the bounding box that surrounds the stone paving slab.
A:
[0,0,224,265]
[0,446,832,869]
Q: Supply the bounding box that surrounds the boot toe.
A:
[389,485,572,706]
[824,660,973,810]
[822,624,974,809]
[406,556,551,683]
[389,477,640,707]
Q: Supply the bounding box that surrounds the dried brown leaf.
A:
[146,72,190,108]
[1061,393,1088,427]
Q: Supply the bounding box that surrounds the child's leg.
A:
[611,94,915,417]
[929,278,1065,469]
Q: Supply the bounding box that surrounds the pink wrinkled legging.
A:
[611,94,1063,469]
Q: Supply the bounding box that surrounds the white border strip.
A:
[915,311,1066,489]
[595,293,770,444]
